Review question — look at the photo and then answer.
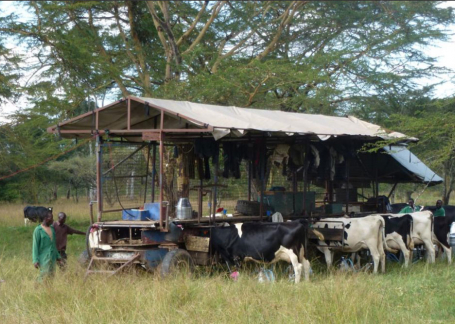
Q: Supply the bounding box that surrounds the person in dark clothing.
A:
[434,199,446,217]
[53,212,85,269]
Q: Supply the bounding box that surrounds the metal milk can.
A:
[176,198,193,220]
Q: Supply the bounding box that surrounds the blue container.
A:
[143,202,161,220]
[122,209,151,221]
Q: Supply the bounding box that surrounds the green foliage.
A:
[382,96,455,203]
[1,1,454,114]
[1,1,455,202]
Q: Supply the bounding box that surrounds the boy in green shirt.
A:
[399,198,421,213]
[433,199,446,217]
[32,209,62,282]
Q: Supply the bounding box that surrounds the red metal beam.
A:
[127,98,131,130]
[159,110,165,232]
[54,127,213,134]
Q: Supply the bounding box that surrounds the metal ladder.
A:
[84,253,140,281]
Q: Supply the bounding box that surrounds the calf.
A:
[388,211,435,263]
[23,206,53,226]
[381,215,414,267]
[210,220,312,283]
[313,215,387,273]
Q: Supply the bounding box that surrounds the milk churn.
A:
[176,198,193,220]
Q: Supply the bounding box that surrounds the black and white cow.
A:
[431,216,452,264]
[421,205,454,264]
[313,215,387,273]
[388,211,435,263]
[23,206,53,226]
[424,205,454,263]
[210,220,317,283]
[380,214,414,267]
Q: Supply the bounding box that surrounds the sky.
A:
[1,1,455,123]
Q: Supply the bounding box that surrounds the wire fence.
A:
[99,141,390,218]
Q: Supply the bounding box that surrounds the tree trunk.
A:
[176,144,191,199]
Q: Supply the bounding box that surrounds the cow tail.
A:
[408,218,414,250]
[379,218,390,251]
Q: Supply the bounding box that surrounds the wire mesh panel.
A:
[99,140,328,219]
[101,142,152,212]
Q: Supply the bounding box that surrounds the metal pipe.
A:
[101,207,140,213]
[302,143,309,216]
[96,134,103,222]
[212,155,219,222]
[248,160,252,201]
[375,152,379,211]
[259,140,265,220]
[151,117,158,203]
[345,157,350,215]
[143,143,151,204]
[89,201,95,225]
[388,182,398,199]
[159,110,165,231]
[292,171,296,216]
[127,98,131,130]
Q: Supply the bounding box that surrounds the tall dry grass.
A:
[0,254,454,324]
[0,200,454,323]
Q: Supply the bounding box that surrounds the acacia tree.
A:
[385,97,455,205]
[1,1,455,202]
[1,1,453,115]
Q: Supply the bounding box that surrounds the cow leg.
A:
[317,247,333,269]
[393,239,411,268]
[377,240,386,273]
[298,244,310,282]
[422,239,436,264]
[24,218,29,226]
[439,244,452,265]
[367,244,380,274]
[432,233,452,265]
[274,246,303,283]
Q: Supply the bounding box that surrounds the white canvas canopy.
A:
[47,96,441,185]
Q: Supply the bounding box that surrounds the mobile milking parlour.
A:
[47,96,442,279]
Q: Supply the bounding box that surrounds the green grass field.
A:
[0,201,454,323]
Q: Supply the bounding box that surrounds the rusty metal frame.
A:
[311,220,346,249]
[47,96,214,135]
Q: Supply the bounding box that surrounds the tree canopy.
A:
[0,1,455,202]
